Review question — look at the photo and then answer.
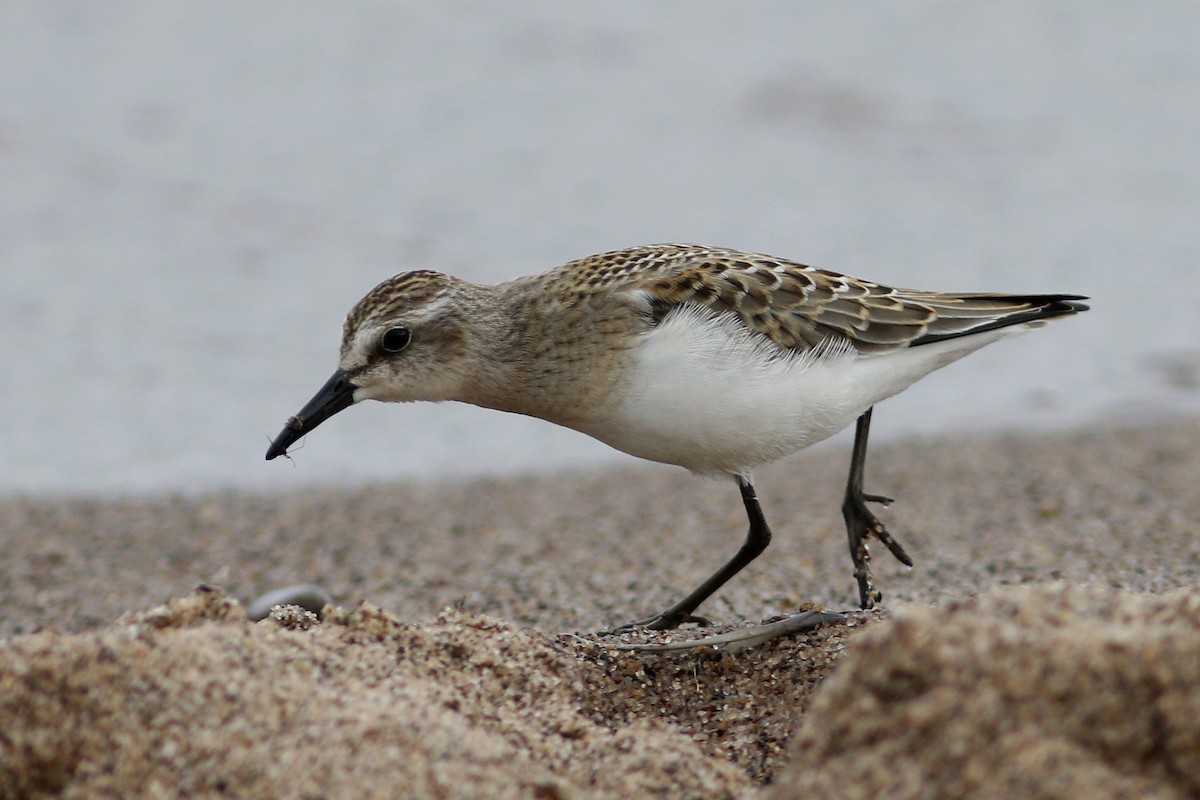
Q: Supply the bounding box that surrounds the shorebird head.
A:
[265,270,479,461]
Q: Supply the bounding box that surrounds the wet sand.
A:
[2,419,1199,798]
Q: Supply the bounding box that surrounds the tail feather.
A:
[912,295,1089,347]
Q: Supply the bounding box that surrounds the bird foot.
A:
[843,489,911,610]
[606,609,711,634]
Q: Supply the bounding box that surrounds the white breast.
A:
[572,305,1015,477]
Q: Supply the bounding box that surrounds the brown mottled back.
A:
[534,244,1085,355]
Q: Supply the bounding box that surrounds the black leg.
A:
[842,406,912,609]
[614,475,773,631]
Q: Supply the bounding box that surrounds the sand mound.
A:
[0,589,760,799]
[4,584,1199,799]
[775,583,1200,800]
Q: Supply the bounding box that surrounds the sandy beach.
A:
[3,418,1200,798]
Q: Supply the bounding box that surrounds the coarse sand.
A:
[2,418,1199,798]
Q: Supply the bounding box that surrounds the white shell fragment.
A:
[247,584,332,622]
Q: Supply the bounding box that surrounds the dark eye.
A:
[381,326,412,353]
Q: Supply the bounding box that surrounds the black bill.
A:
[265,369,358,460]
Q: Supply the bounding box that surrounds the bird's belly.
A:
[586,354,870,476]
[569,308,1007,476]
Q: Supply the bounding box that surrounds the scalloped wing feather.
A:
[561,245,1086,356]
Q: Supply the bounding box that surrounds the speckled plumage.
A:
[268,243,1088,624]
[518,243,1076,353]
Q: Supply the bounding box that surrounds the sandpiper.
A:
[266,244,1087,629]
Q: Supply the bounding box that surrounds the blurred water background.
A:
[2,2,1197,495]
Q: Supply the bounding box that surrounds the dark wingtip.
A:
[912,293,1090,348]
[1055,297,1090,314]
[1037,294,1089,315]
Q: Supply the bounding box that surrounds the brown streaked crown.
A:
[343,270,453,335]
